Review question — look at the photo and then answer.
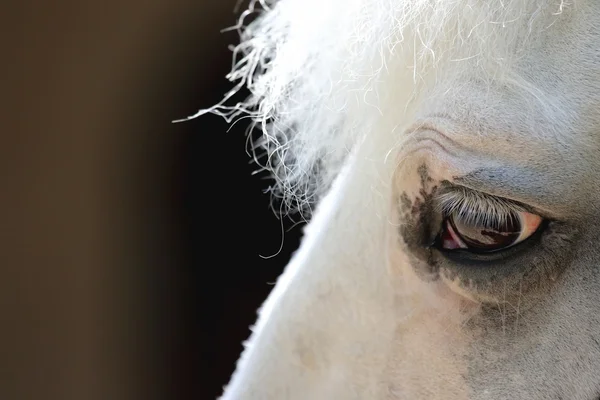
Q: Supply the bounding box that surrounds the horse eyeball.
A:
[441,211,542,252]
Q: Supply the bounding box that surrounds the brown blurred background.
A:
[0,1,303,399]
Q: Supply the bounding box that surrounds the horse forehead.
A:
[413,59,600,161]
[411,3,600,152]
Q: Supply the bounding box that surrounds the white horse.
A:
[192,0,600,398]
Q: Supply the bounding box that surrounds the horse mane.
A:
[180,0,569,215]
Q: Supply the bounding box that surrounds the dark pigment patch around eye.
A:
[397,166,580,310]
[397,164,441,280]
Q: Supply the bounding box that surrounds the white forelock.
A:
[190,0,571,213]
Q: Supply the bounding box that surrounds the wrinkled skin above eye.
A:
[441,211,543,252]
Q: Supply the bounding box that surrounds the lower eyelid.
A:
[433,220,572,303]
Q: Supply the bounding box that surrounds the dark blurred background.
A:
[1,1,303,399]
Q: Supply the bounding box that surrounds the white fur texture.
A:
[187,0,568,214]
[197,0,600,399]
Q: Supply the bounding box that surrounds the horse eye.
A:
[440,211,543,252]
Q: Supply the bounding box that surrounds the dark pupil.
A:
[450,214,521,251]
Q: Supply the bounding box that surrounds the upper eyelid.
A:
[446,188,559,224]
[435,185,526,211]
[434,184,542,224]
[453,169,566,220]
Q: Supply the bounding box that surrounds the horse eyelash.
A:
[435,187,527,229]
